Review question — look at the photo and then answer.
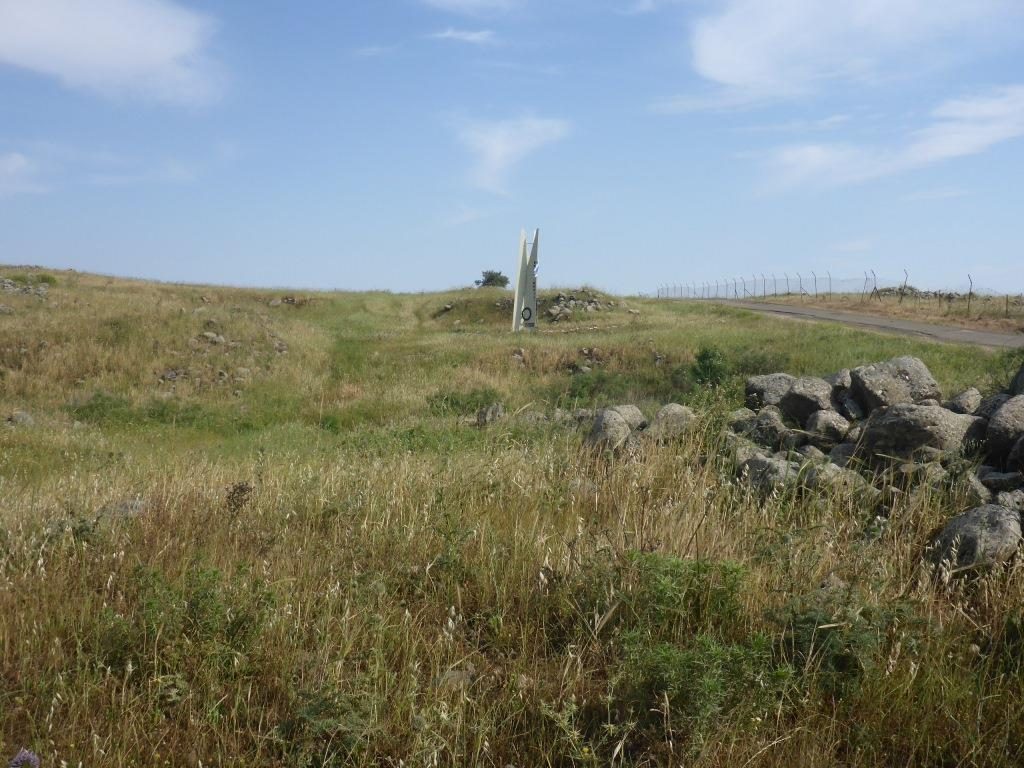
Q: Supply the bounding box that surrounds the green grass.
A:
[0,268,1021,766]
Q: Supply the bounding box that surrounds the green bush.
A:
[690,346,729,388]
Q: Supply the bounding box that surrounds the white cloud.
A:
[688,0,1020,103]
[0,152,43,197]
[0,0,221,105]
[422,0,517,14]
[428,28,497,45]
[766,86,1024,187]
[457,116,571,193]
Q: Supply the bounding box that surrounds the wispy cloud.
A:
[0,0,222,105]
[352,45,398,58]
[0,153,44,197]
[765,86,1024,187]
[422,0,517,15]
[428,28,497,45]
[457,116,571,193]
[0,141,199,194]
[681,0,1021,107]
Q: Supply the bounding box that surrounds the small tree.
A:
[475,270,510,289]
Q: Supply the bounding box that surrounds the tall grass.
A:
[0,268,1021,766]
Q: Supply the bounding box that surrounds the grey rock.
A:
[780,377,834,425]
[860,404,985,460]
[586,409,632,451]
[805,409,851,447]
[476,402,505,426]
[836,393,866,422]
[1009,436,1024,471]
[947,388,983,415]
[727,407,757,434]
[850,356,941,412]
[199,331,226,345]
[845,424,863,445]
[723,431,770,464]
[796,444,827,462]
[966,474,993,506]
[996,490,1024,512]
[0,304,12,315]
[987,396,1024,463]
[976,393,1010,421]
[829,443,857,468]
[802,462,872,494]
[610,404,648,431]
[745,373,794,410]
[646,403,696,442]
[1013,363,1024,397]
[980,471,1024,492]
[101,499,148,519]
[743,406,805,450]
[6,410,34,427]
[929,505,1022,572]
[824,369,852,391]
[737,456,799,494]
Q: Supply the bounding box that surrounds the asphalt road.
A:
[717,300,1024,349]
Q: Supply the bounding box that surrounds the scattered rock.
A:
[609,404,647,432]
[199,331,225,345]
[850,356,941,412]
[996,490,1024,512]
[586,409,632,451]
[929,504,1022,573]
[805,410,851,448]
[1009,436,1024,471]
[745,373,794,410]
[476,402,505,427]
[737,455,799,494]
[727,407,757,433]
[646,403,695,442]
[824,369,852,391]
[947,388,983,415]
[740,405,804,451]
[979,471,1024,492]
[1013,363,1024,397]
[0,304,12,315]
[987,396,1024,463]
[965,473,994,506]
[779,377,834,425]
[796,444,827,462]
[803,462,873,494]
[828,443,857,468]
[859,404,984,460]
[6,410,34,427]
[724,432,769,464]
[976,393,1010,421]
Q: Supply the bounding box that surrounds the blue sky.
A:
[1,0,1023,295]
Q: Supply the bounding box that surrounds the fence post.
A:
[762,273,766,298]
[785,273,790,294]
[967,274,973,317]
[798,273,804,296]
[812,271,817,298]
[899,269,909,304]
[827,271,832,300]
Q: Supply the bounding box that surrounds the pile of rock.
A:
[585,403,697,449]
[545,291,616,323]
[730,355,1024,572]
[0,278,48,297]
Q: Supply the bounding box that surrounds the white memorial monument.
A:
[512,228,539,332]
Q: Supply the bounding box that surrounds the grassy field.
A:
[2,267,1024,766]
[743,291,1024,334]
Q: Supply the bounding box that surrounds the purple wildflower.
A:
[8,749,39,768]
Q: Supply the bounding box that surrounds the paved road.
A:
[716,300,1024,349]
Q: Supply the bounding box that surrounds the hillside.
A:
[2,267,1024,766]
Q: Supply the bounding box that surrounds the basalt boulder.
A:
[850,356,941,412]
[929,504,1022,572]
[745,373,794,410]
[859,404,984,460]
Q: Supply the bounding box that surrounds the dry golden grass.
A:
[759,291,1024,334]
[1,267,1023,766]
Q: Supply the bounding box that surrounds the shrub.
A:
[475,270,510,288]
[690,346,729,388]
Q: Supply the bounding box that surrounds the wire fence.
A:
[654,271,1024,324]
